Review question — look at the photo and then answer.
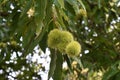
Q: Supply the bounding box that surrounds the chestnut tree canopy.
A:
[0,0,120,80]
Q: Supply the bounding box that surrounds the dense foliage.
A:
[0,0,120,80]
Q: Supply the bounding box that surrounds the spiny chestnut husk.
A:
[57,31,74,53]
[0,42,7,48]
[47,29,62,49]
[47,29,74,53]
[65,41,81,57]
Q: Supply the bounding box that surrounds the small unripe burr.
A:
[47,29,62,49]
[65,41,81,57]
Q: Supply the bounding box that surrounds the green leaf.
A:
[22,20,36,49]
[64,1,75,15]
[102,61,120,80]
[0,50,4,63]
[35,0,47,22]
[35,0,47,36]
[15,15,29,34]
[55,7,66,29]
[35,0,47,26]
[12,0,32,34]
[59,8,69,21]
[48,49,57,79]
[53,51,63,80]
[0,0,4,5]
[39,32,48,53]
[114,73,120,80]
[10,11,21,35]
[78,0,86,10]
[98,0,101,9]
[57,0,65,9]
[63,54,72,71]
[66,0,79,14]
[20,0,32,17]
[24,0,53,54]
[102,68,119,80]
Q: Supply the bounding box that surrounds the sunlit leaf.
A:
[35,0,47,36]
[57,0,65,9]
